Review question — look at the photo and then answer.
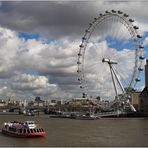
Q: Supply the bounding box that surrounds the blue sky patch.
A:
[18,32,40,41]
[18,32,55,44]
[105,36,134,51]
[25,69,39,76]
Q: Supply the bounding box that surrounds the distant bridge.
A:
[0,106,47,112]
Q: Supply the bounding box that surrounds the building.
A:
[139,59,148,113]
[145,59,148,87]
[0,99,6,107]
[139,87,148,113]
[28,97,45,107]
[34,97,45,107]
[131,91,141,111]
[72,98,89,102]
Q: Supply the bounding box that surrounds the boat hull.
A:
[2,129,46,138]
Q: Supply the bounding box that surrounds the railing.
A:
[95,111,127,117]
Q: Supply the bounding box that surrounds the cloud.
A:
[143,37,148,46]
[9,73,66,98]
[0,1,146,100]
[0,27,20,78]
[0,26,78,76]
[10,74,52,90]
[0,73,73,99]
[0,26,78,98]
[0,1,147,39]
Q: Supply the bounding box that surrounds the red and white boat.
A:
[1,121,46,137]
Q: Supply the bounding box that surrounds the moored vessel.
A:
[1,121,45,137]
[75,114,98,120]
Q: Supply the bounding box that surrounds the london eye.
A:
[77,10,145,111]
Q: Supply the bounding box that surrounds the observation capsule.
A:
[124,14,129,17]
[77,61,81,65]
[139,56,145,60]
[138,67,143,71]
[112,10,116,13]
[133,26,139,29]
[82,37,86,40]
[89,23,92,27]
[129,19,134,22]
[85,29,90,33]
[137,35,142,38]
[139,45,144,48]
[78,53,82,56]
[79,44,84,48]
[78,78,81,81]
[82,93,87,98]
[77,70,81,73]
[118,11,123,14]
[135,78,141,82]
[94,17,97,21]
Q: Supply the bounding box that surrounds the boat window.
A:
[23,129,26,133]
[38,128,41,132]
[27,129,30,133]
[33,129,36,133]
[37,128,39,132]
[20,129,22,133]
[30,129,33,133]
[9,127,16,132]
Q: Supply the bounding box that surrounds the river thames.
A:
[0,114,148,147]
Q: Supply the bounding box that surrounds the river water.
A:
[0,114,148,147]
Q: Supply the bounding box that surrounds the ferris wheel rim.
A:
[77,10,145,98]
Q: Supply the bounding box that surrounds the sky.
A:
[0,1,147,100]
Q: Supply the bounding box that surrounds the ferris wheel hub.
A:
[102,58,117,64]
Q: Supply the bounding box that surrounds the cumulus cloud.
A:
[9,73,70,98]
[0,27,19,78]
[0,26,77,99]
[0,26,78,76]
[0,73,72,99]
[10,74,52,90]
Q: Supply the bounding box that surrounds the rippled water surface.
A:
[0,114,148,147]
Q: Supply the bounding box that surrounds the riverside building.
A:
[139,59,148,114]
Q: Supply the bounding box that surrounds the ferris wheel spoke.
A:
[84,61,102,69]
[120,24,130,41]
[111,49,135,60]
[115,18,123,40]
[112,17,118,39]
